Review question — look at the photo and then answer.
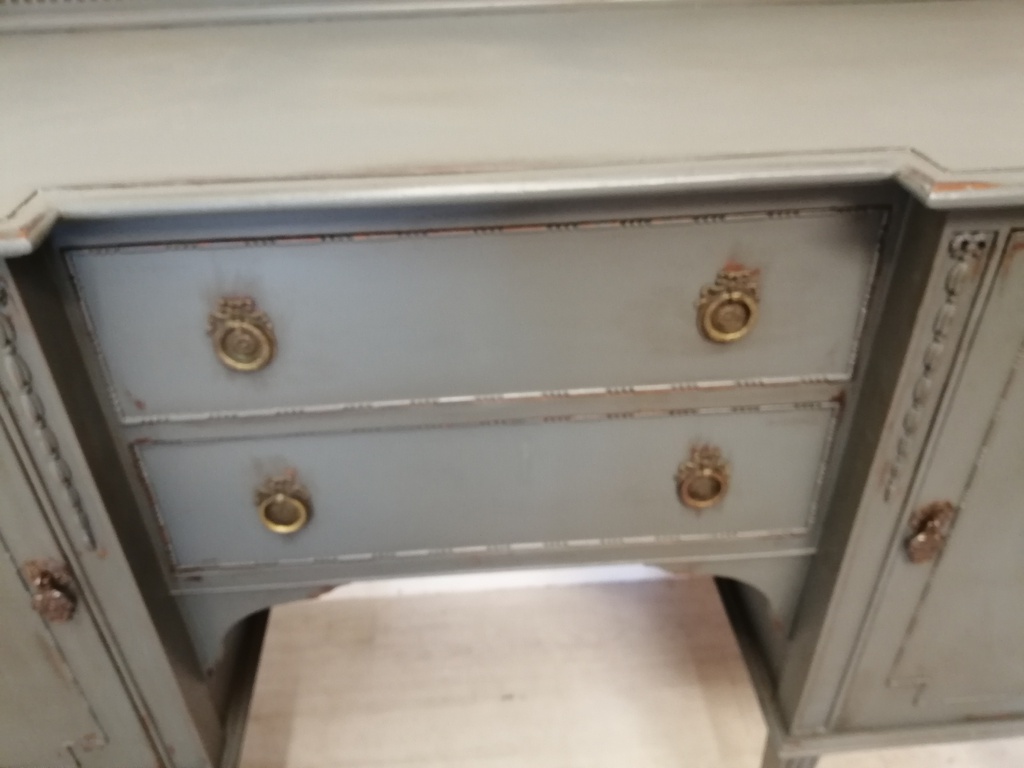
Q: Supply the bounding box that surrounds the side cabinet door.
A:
[839,229,1024,729]
[0,414,161,768]
[0,545,104,768]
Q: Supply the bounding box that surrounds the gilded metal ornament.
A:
[23,560,77,623]
[697,269,760,343]
[675,444,731,511]
[905,500,957,564]
[255,473,313,535]
[208,296,276,372]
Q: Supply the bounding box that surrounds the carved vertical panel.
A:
[883,231,995,502]
[0,280,95,550]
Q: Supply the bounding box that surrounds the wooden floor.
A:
[238,568,1023,768]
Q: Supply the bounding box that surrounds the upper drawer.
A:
[67,206,885,421]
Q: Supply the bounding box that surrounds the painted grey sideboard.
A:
[2,1,1024,767]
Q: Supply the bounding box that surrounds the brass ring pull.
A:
[675,444,730,511]
[255,474,312,535]
[697,269,760,344]
[208,296,276,372]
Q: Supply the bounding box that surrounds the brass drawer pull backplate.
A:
[208,296,276,372]
[697,268,760,344]
[676,444,731,511]
[255,473,312,535]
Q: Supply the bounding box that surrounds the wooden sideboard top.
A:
[2,0,1023,255]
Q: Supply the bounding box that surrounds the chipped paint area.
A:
[721,259,761,276]
[931,181,1001,194]
[1001,230,1024,278]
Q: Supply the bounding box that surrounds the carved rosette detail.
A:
[883,232,995,502]
[0,281,95,549]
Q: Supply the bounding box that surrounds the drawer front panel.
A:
[138,406,835,571]
[69,208,884,421]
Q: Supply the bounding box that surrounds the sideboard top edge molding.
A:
[1,151,1020,258]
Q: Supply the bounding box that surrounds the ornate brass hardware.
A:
[208,296,276,372]
[23,560,77,623]
[255,473,312,535]
[697,269,760,344]
[905,501,957,564]
[675,444,730,511]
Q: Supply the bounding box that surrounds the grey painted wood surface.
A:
[0,545,99,768]
[138,406,834,572]
[67,207,881,420]
[0,2,1022,759]
[0,405,161,768]
[4,200,1024,768]
[10,191,1023,768]
[3,0,1024,255]
[0,258,235,768]
[771,215,1001,737]
[0,0,963,33]
[836,228,1024,730]
[168,538,817,595]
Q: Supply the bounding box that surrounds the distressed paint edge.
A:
[171,544,818,594]
[3,150,1024,258]
[119,379,848,431]
[172,529,816,576]
[62,201,887,256]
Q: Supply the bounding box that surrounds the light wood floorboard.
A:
[239,573,1024,768]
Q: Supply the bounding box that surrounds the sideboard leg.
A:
[761,741,819,768]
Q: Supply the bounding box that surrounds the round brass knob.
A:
[675,444,730,511]
[905,501,956,564]
[255,474,312,535]
[23,561,77,623]
[697,269,760,344]
[208,296,276,372]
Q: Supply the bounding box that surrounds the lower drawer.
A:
[137,406,835,572]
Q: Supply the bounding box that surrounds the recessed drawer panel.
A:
[138,406,835,572]
[69,207,884,421]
